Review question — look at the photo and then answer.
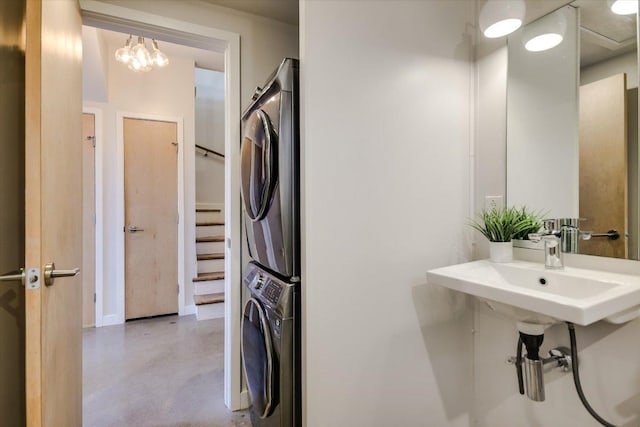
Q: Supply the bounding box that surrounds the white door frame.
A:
[80,0,245,410]
[116,112,185,320]
[82,106,104,327]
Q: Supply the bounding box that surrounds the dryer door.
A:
[241,298,278,418]
[241,109,278,222]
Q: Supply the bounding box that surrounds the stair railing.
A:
[196,144,225,159]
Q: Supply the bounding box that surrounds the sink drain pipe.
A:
[567,322,616,427]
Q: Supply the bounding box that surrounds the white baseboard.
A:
[102,314,121,327]
[183,304,197,315]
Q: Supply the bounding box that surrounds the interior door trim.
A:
[83,106,103,327]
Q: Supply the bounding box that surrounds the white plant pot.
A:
[489,241,513,263]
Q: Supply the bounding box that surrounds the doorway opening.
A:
[80,1,245,421]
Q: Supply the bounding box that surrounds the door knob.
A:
[0,268,25,285]
[44,262,80,287]
[127,225,145,233]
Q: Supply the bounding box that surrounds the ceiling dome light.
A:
[609,0,638,15]
[525,33,563,51]
[522,8,566,52]
[479,0,525,38]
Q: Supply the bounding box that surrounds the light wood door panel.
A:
[579,73,628,258]
[25,0,83,426]
[124,118,178,320]
[82,113,96,327]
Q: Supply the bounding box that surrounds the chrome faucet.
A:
[529,218,591,269]
[529,229,563,269]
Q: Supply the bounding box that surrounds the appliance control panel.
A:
[263,282,282,305]
[243,262,297,318]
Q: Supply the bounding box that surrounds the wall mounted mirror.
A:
[507,0,638,260]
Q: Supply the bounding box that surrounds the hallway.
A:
[83,315,251,427]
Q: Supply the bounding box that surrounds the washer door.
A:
[241,109,278,222]
[241,298,278,418]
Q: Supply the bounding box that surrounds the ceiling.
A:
[574,0,637,67]
[199,0,299,25]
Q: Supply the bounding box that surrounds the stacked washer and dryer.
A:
[240,58,301,427]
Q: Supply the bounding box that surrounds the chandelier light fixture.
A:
[115,35,169,72]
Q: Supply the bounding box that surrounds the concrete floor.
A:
[83,315,251,427]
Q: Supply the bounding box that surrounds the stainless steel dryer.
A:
[241,58,299,280]
[242,262,300,427]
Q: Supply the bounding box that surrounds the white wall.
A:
[301,1,474,425]
[84,39,197,321]
[474,5,640,427]
[82,26,108,102]
[582,50,639,89]
[195,67,225,204]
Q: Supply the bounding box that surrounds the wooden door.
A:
[82,113,96,327]
[124,118,178,320]
[25,0,83,426]
[579,74,628,258]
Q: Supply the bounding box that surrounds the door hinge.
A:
[87,135,96,148]
[172,142,178,153]
[177,284,180,294]
[94,293,96,303]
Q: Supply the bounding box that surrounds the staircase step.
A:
[196,235,224,243]
[195,292,225,305]
[194,271,225,282]
[196,221,224,227]
[196,300,224,320]
[197,252,224,261]
[196,208,222,213]
[194,278,224,295]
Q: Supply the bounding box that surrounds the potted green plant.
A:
[512,207,544,240]
[469,206,538,262]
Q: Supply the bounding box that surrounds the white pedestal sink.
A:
[426,260,640,326]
